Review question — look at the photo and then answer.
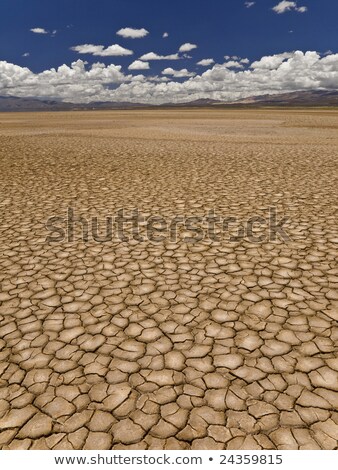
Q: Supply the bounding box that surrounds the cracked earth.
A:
[0,109,337,450]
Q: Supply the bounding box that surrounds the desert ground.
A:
[0,109,337,450]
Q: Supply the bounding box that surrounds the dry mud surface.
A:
[0,109,337,450]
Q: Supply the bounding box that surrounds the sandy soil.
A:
[0,109,337,450]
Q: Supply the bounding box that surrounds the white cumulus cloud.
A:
[128,60,150,70]
[163,32,169,38]
[197,58,215,66]
[272,1,308,14]
[224,61,244,69]
[251,52,294,69]
[224,55,242,61]
[162,68,196,78]
[30,28,48,34]
[116,27,149,39]
[245,2,255,8]
[1,51,338,105]
[0,60,128,103]
[71,44,133,56]
[179,43,198,53]
[139,52,180,61]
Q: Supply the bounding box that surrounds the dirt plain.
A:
[0,109,337,450]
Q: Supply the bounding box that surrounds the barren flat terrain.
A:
[0,109,337,450]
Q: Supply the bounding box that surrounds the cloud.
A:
[163,32,169,38]
[2,51,338,105]
[245,2,255,7]
[250,52,294,69]
[162,68,196,78]
[116,27,149,39]
[22,52,30,58]
[224,60,244,69]
[139,52,180,60]
[197,58,215,66]
[179,43,198,53]
[272,1,308,14]
[224,55,241,60]
[144,75,171,83]
[71,44,133,56]
[0,59,128,102]
[30,28,48,34]
[223,56,249,66]
[128,60,150,70]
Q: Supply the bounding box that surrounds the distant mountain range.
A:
[0,96,145,111]
[1,90,338,112]
[227,90,338,106]
[174,91,338,107]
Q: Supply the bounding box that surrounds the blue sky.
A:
[0,0,337,103]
